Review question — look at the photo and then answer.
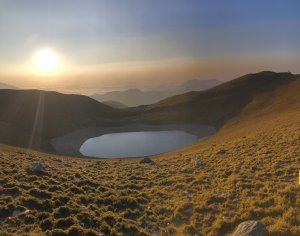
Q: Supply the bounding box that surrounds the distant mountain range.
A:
[102,100,128,109]
[0,82,18,90]
[91,79,222,107]
[177,79,222,92]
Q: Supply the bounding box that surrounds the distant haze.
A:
[0,1,300,94]
[91,79,222,107]
[0,82,18,90]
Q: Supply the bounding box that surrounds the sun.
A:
[34,48,59,73]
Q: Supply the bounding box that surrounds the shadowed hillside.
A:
[0,72,299,235]
[0,90,127,151]
[102,100,128,109]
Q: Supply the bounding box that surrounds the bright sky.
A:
[0,0,300,94]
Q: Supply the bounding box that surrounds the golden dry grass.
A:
[0,73,300,235]
[0,106,299,236]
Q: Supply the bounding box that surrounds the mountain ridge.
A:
[138,71,298,127]
[0,71,299,153]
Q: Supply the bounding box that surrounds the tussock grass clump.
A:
[173,202,193,224]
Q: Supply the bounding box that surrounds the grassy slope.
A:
[140,71,296,127]
[0,72,299,235]
[0,90,127,152]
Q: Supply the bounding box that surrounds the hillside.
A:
[139,71,298,127]
[0,72,299,235]
[0,89,127,151]
[0,72,297,153]
[102,100,128,109]
[178,79,221,92]
[91,89,175,107]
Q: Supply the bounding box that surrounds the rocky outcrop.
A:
[0,178,7,185]
[27,162,47,175]
[232,221,269,236]
[140,157,154,164]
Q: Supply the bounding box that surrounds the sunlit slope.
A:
[159,76,300,235]
[141,71,298,127]
[0,90,126,151]
[214,74,300,138]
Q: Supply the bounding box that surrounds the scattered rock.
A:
[12,209,22,217]
[0,178,8,185]
[28,162,47,175]
[191,158,202,167]
[232,220,269,236]
[207,232,218,236]
[140,157,153,164]
[10,208,30,218]
[223,215,231,222]
[218,193,228,199]
[217,149,226,155]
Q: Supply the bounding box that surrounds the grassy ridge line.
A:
[140,71,297,127]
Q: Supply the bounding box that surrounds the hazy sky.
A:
[0,0,300,94]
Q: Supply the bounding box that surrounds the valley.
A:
[0,71,299,235]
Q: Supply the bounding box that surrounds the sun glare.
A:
[33,48,60,74]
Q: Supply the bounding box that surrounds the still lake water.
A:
[80,131,197,158]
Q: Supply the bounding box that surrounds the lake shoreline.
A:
[51,123,216,157]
